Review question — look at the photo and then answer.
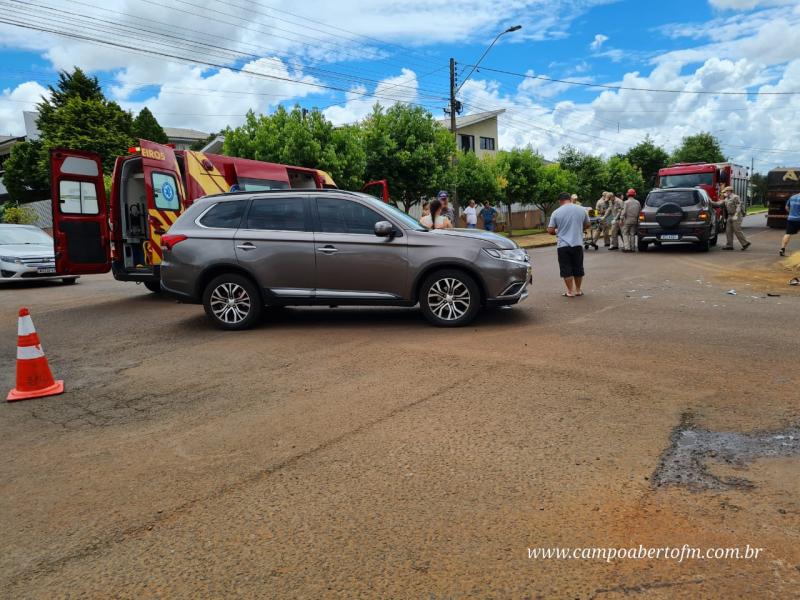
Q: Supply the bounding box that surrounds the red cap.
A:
[19,307,29,317]
[627,188,636,196]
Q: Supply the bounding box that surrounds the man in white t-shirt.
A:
[547,191,590,297]
[464,200,478,228]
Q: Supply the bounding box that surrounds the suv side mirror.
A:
[374,221,395,238]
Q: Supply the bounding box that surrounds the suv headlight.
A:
[0,256,22,264]
[483,248,529,264]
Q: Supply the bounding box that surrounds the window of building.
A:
[459,134,475,153]
[480,136,496,151]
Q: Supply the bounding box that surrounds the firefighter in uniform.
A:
[593,192,612,247]
[620,188,641,252]
[711,186,750,250]
[607,193,625,250]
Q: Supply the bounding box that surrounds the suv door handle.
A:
[317,245,338,254]
[236,242,256,250]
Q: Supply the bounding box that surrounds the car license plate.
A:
[660,234,680,241]
[37,267,56,274]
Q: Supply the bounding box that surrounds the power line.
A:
[5,0,447,101]
[462,64,800,96]
[0,17,447,109]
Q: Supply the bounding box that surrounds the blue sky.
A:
[1,0,799,170]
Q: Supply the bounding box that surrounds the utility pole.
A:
[449,57,459,212]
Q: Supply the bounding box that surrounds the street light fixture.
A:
[448,25,521,211]
[456,25,522,95]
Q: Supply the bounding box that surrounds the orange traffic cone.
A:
[7,308,64,402]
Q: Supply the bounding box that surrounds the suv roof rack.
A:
[200,188,362,201]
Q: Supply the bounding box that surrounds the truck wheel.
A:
[202,274,262,330]
[637,240,648,252]
[419,269,480,327]
[697,237,711,252]
[710,230,718,247]
[144,281,161,293]
[61,277,77,285]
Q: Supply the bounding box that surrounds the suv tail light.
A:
[698,210,709,221]
[161,234,187,250]
[639,211,645,222]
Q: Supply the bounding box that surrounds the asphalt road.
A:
[1,216,798,599]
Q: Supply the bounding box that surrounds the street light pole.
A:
[448,25,521,216]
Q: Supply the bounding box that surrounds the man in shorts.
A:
[547,191,590,297]
[780,192,800,256]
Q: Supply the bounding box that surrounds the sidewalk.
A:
[511,232,557,249]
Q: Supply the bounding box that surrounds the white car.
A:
[0,224,78,284]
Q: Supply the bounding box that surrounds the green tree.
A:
[3,68,136,202]
[670,132,725,164]
[556,145,608,204]
[362,103,454,212]
[750,172,766,205]
[1,204,36,224]
[495,148,543,235]
[37,67,104,127]
[623,135,669,195]
[535,164,579,220]
[223,106,366,192]
[605,156,645,197]
[452,151,500,206]
[190,131,220,151]
[1,140,49,203]
[38,96,135,174]
[132,107,168,144]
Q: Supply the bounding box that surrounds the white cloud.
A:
[0,82,49,137]
[709,0,796,10]
[590,34,609,50]
[323,69,420,125]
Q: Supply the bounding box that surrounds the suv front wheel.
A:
[419,269,481,327]
[202,273,262,330]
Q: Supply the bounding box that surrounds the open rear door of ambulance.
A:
[139,139,185,266]
[361,180,390,202]
[50,149,111,275]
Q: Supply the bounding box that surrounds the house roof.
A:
[0,135,26,151]
[438,109,505,131]
[163,127,210,141]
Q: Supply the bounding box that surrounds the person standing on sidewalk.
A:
[779,192,800,256]
[480,201,498,232]
[547,192,590,297]
[620,189,641,252]
[608,193,625,250]
[711,186,751,250]
[464,200,478,229]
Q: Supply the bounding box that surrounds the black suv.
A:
[637,188,718,252]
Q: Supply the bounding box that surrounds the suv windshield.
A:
[0,226,53,245]
[646,190,701,208]
[660,173,714,188]
[349,193,427,231]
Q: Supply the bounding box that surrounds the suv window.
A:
[199,200,247,229]
[646,190,700,208]
[245,197,306,231]
[317,197,383,234]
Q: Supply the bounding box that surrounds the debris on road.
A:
[726,289,737,295]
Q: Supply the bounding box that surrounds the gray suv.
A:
[637,187,718,252]
[160,190,531,329]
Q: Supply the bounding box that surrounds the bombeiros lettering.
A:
[142,147,166,161]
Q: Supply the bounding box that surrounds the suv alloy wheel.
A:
[202,273,263,330]
[419,269,481,327]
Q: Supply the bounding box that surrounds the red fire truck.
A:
[50,139,337,291]
[657,162,749,231]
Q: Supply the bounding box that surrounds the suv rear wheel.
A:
[419,269,480,327]
[203,273,262,330]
